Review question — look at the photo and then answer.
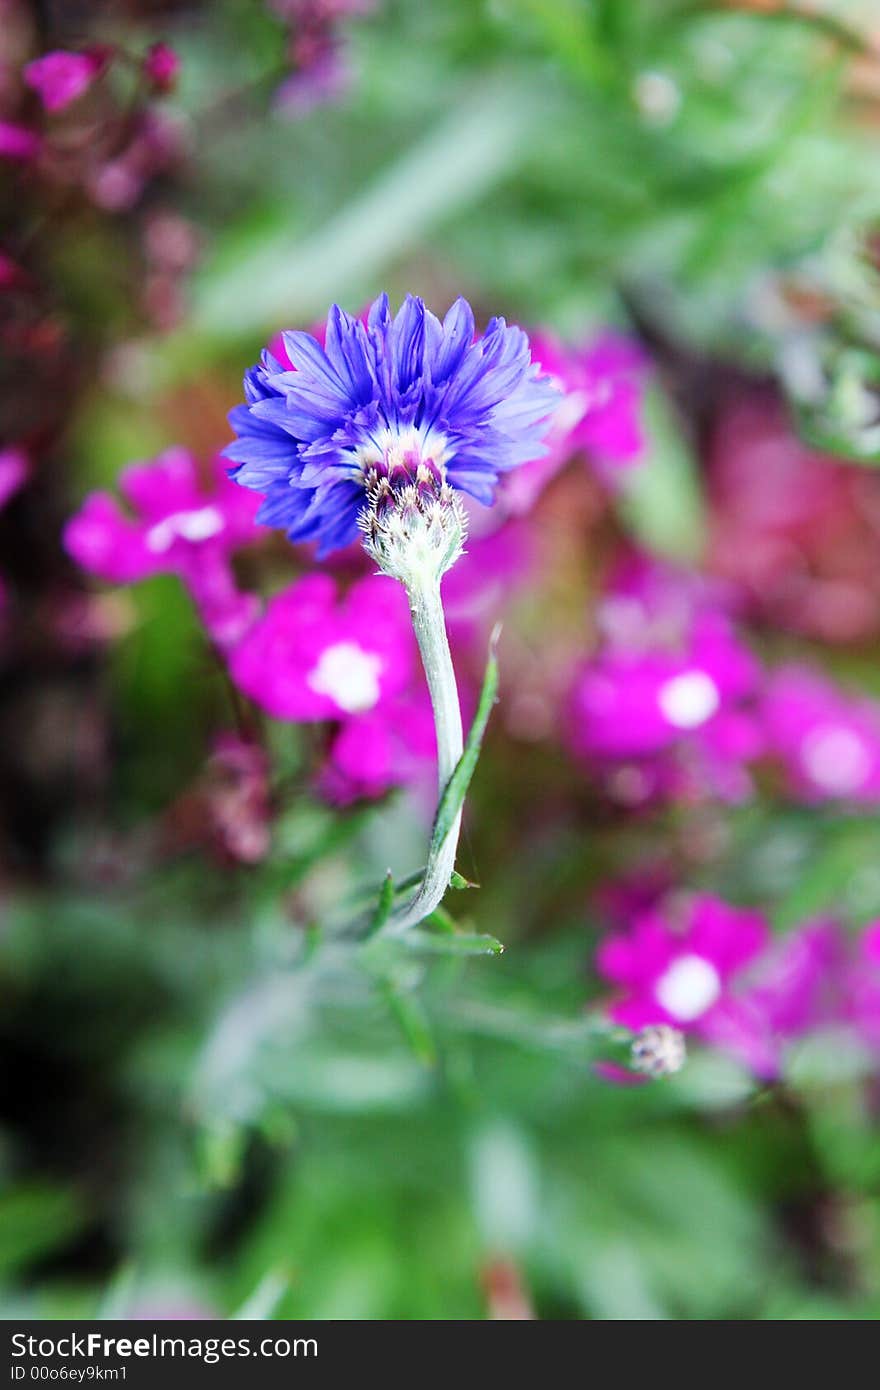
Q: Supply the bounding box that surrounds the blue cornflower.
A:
[223,292,559,557]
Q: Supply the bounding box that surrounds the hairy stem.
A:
[381,574,463,935]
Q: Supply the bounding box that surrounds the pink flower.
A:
[569,555,761,804]
[598,897,843,1079]
[229,572,436,801]
[229,572,413,721]
[0,120,42,162]
[64,447,260,648]
[704,921,841,1078]
[322,688,436,803]
[762,666,880,804]
[144,42,180,93]
[598,895,768,1033]
[501,330,648,514]
[597,895,843,1079]
[23,49,107,112]
[0,446,29,510]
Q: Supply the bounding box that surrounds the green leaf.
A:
[449,870,478,890]
[367,871,396,937]
[382,984,437,1066]
[429,625,500,859]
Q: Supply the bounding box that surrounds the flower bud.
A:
[630,1024,686,1079]
[358,475,467,589]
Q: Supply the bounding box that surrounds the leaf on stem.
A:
[367,870,396,937]
[429,624,501,859]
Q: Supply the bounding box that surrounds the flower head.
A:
[144,43,180,93]
[64,447,260,647]
[227,571,436,801]
[630,1024,686,1078]
[224,292,558,560]
[598,896,839,1079]
[24,49,107,113]
[598,895,768,1033]
[569,555,761,805]
[228,572,412,720]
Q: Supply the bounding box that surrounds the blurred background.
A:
[3,0,880,1320]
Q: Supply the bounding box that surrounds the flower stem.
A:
[381,574,463,936]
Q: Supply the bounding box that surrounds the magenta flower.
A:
[501,330,648,514]
[23,49,107,113]
[321,688,436,803]
[705,920,841,1078]
[598,895,768,1031]
[228,571,436,801]
[144,42,180,93]
[0,446,29,510]
[0,120,42,162]
[64,447,260,648]
[598,897,842,1079]
[762,666,880,803]
[569,555,761,804]
[228,572,413,720]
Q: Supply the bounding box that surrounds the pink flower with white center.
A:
[229,572,436,801]
[598,895,768,1033]
[228,572,413,721]
[598,899,842,1080]
[501,330,648,514]
[23,49,108,112]
[63,447,260,648]
[569,556,761,804]
[762,666,880,804]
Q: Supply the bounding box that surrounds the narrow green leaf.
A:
[450,870,478,890]
[429,625,500,858]
[382,984,437,1066]
[367,870,396,937]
